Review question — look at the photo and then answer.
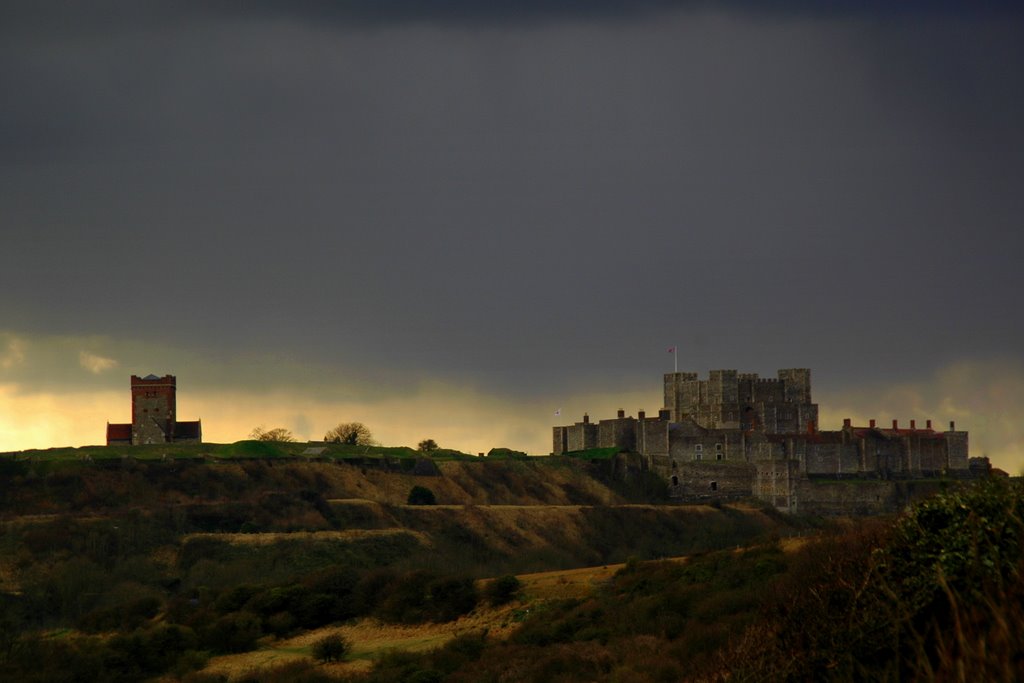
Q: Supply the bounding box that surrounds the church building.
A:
[106,374,202,446]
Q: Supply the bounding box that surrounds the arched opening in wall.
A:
[710,481,718,491]
[742,406,756,431]
[671,475,679,486]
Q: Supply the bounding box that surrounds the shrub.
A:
[427,576,478,622]
[484,575,521,606]
[203,611,263,653]
[407,486,437,506]
[311,633,350,663]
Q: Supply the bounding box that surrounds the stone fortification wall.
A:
[666,461,756,502]
[598,411,636,452]
[636,412,669,458]
[664,368,818,433]
[552,368,972,514]
[793,479,898,516]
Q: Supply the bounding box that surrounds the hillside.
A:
[0,443,814,681]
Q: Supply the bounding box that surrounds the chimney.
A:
[950,420,955,431]
[869,419,876,428]
[926,419,932,430]
[638,410,646,420]
[583,413,590,424]
[910,419,916,429]
[843,418,851,428]
[892,419,899,430]
[617,409,625,419]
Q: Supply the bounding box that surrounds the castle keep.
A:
[553,369,972,514]
[106,374,202,446]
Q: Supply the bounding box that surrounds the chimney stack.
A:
[910,419,916,429]
[950,420,956,431]
[893,419,899,430]
[638,410,646,420]
[617,409,625,419]
[927,419,932,429]
[843,418,851,428]
[869,419,876,428]
[583,413,590,424]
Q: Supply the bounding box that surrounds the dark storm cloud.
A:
[1,0,1023,406]
[3,0,1022,38]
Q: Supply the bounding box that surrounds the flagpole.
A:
[674,345,678,373]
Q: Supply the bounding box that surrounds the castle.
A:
[554,369,973,514]
[106,374,202,446]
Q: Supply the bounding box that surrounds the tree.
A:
[249,426,295,442]
[407,486,437,505]
[417,439,439,452]
[311,633,350,663]
[324,422,374,445]
[484,575,521,606]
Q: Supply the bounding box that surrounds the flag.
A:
[554,408,561,416]
[667,346,676,353]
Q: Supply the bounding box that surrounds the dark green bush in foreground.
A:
[407,486,437,505]
[312,633,350,663]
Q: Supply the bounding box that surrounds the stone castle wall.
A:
[554,368,973,514]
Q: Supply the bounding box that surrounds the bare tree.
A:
[323,422,375,445]
[250,426,296,442]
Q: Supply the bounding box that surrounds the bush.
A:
[311,633,350,663]
[427,576,478,622]
[203,611,263,653]
[484,575,521,606]
[407,486,436,506]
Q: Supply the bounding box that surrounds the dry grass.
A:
[195,555,673,681]
[180,528,429,546]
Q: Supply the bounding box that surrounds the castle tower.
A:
[131,374,176,445]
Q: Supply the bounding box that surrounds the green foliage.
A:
[203,611,263,653]
[417,439,439,452]
[407,485,437,505]
[311,633,350,662]
[563,447,619,460]
[486,447,528,459]
[215,440,290,458]
[484,574,521,606]
[718,479,1024,682]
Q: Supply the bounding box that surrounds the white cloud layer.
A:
[78,350,118,374]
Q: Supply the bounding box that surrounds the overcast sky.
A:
[2,2,1023,468]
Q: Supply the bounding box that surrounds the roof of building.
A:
[173,420,202,440]
[106,423,132,441]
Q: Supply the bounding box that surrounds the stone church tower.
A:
[130,374,178,445]
[106,374,202,445]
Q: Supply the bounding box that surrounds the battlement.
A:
[664,368,817,432]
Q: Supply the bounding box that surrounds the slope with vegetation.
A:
[1,441,1017,682]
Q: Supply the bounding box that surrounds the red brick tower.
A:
[131,374,176,445]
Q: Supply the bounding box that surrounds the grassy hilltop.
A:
[0,442,1020,681]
